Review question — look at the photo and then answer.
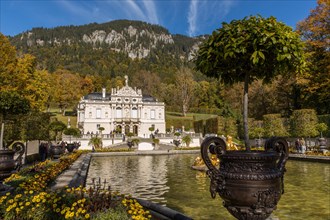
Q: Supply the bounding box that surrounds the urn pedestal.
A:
[318,137,327,153]
[201,137,288,220]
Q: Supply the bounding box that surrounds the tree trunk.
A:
[182,104,187,117]
[0,122,4,149]
[243,74,250,151]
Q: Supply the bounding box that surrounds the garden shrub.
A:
[290,109,318,137]
[263,114,289,137]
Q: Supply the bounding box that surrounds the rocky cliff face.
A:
[15,20,201,60]
[81,26,174,59]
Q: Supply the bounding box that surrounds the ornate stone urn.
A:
[0,142,25,191]
[50,145,65,159]
[201,136,288,220]
[66,143,75,153]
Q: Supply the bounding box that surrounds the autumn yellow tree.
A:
[0,34,17,92]
[175,68,196,117]
[80,75,95,95]
[0,33,53,148]
[0,33,49,111]
[14,54,49,110]
[50,69,84,115]
[130,70,161,97]
[296,0,330,114]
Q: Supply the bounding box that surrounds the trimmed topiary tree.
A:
[290,109,318,138]
[182,135,192,148]
[263,114,289,138]
[316,123,328,138]
[195,15,306,150]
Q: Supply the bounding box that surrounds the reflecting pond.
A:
[86,154,330,220]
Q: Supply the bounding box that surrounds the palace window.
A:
[96,109,101,118]
[132,107,138,118]
[116,107,122,118]
[151,110,155,119]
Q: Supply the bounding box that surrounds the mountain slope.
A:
[8,20,206,83]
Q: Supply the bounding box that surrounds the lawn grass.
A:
[166,112,217,120]
[165,112,217,130]
[48,107,78,128]
[55,114,77,128]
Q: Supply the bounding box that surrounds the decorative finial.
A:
[125,75,128,86]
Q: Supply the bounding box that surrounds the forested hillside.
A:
[9,20,201,81]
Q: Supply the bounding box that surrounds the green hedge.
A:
[196,116,238,137]
[166,118,194,131]
[193,120,204,134]
[204,117,220,134]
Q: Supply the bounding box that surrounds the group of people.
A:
[295,138,306,153]
[38,142,49,161]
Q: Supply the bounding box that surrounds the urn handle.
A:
[265,137,289,172]
[201,137,227,198]
[200,136,227,174]
[10,141,25,171]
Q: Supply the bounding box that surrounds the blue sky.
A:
[1,0,317,37]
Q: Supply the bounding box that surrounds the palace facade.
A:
[77,76,166,138]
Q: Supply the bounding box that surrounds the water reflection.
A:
[276,160,330,220]
[195,171,208,191]
[87,155,170,204]
[87,154,330,220]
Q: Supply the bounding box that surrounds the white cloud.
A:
[188,0,198,37]
[142,0,159,24]
[222,1,235,16]
[126,0,147,21]
[188,0,236,36]
[57,0,90,18]
[57,0,108,22]
[106,0,158,25]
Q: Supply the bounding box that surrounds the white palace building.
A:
[77,76,166,138]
